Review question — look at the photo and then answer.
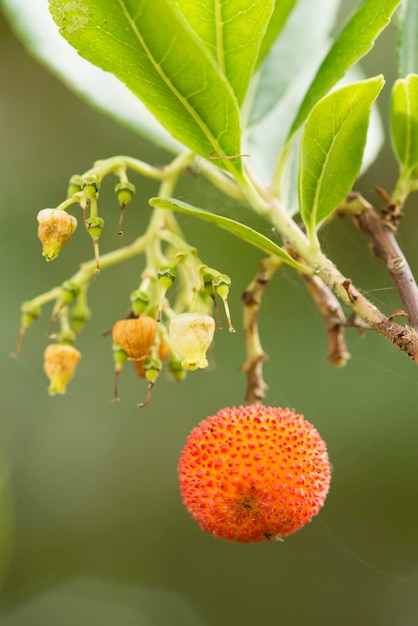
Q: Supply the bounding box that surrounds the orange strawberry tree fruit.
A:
[5,0,418,540]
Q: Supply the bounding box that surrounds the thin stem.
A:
[352,198,418,332]
[58,307,73,339]
[70,235,148,284]
[196,159,245,201]
[57,194,83,211]
[299,268,350,367]
[391,167,414,208]
[316,256,418,361]
[74,151,197,198]
[89,156,166,181]
[241,256,283,404]
[270,137,294,198]
[22,287,62,311]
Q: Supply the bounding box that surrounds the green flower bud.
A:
[156,266,177,321]
[168,355,187,381]
[115,181,135,206]
[21,301,42,327]
[115,181,136,235]
[86,216,104,239]
[212,273,235,333]
[37,208,77,261]
[158,266,176,290]
[212,273,231,299]
[13,302,42,357]
[57,329,77,345]
[142,356,161,384]
[112,342,128,368]
[130,290,150,316]
[70,303,92,334]
[81,175,101,199]
[202,275,215,297]
[67,174,83,198]
[137,356,162,408]
[112,342,129,403]
[61,282,80,305]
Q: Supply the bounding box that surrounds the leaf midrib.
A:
[117,0,238,175]
[404,81,412,168]
[311,99,361,225]
[214,1,226,75]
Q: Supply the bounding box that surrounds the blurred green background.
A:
[2,4,418,625]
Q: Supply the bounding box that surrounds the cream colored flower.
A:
[169,313,215,370]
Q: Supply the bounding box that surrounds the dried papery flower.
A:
[133,338,169,378]
[37,208,77,261]
[178,405,331,543]
[112,317,157,362]
[169,313,215,370]
[43,343,81,395]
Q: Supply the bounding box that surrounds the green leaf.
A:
[1,0,183,153]
[391,74,418,172]
[149,197,312,273]
[287,0,401,141]
[255,0,296,68]
[48,0,243,176]
[247,0,342,128]
[397,0,418,76]
[174,0,275,106]
[243,0,343,200]
[247,67,384,216]
[299,76,384,235]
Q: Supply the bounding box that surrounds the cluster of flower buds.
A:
[111,311,219,406]
[102,225,237,403]
[36,164,137,272]
[18,156,238,404]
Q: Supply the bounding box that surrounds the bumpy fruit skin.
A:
[178,405,331,543]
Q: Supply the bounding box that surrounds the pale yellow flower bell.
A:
[43,344,81,395]
[37,208,77,261]
[169,313,215,370]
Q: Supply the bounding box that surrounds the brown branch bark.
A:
[319,259,418,363]
[300,271,351,367]
[241,256,282,405]
[344,193,418,333]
